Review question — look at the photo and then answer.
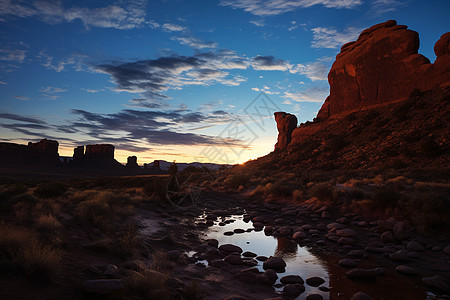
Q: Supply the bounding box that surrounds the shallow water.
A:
[199,213,433,300]
[201,214,329,299]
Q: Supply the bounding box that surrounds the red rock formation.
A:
[274,112,297,151]
[126,156,138,168]
[317,20,450,120]
[73,146,84,162]
[28,139,59,156]
[85,144,115,160]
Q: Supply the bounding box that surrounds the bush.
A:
[405,192,449,233]
[370,187,401,209]
[34,182,67,198]
[35,214,62,232]
[223,173,250,189]
[309,182,334,200]
[125,269,170,300]
[0,225,62,280]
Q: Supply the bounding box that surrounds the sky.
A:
[0,0,449,165]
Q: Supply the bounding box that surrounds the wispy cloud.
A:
[220,0,362,16]
[311,26,362,49]
[290,61,330,81]
[283,86,329,103]
[96,50,250,99]
[250,19,265,27]
[162,23,186,32]
[0,0,148,30]
[0,48,26,62]
[36,50,90,72]
[40,86,67,100]
[13,95,30,101]
[371,0,406,16]
[171,37,217,49]
[251,55,292,71]
[0,113,46,124]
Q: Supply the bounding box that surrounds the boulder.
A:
[351,292,372,300]
[263,256,286,271]
[305,276,325,287]
[219,244,243,254]
[274,112,297,151]
[280,275,304,284]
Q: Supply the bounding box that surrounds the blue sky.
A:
[0,0,449,164]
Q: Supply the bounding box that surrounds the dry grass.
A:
[35,214,62,231]
[151,250,173,273]
[0,224,62,279]
[125,268,170,300]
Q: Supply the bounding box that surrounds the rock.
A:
[263,256,286,271]
[283,284,302,298]
[305,276,325,287]
[306,295,323,300]
[338,237,355,245]
[257,269,278,285]
[346,269,379,279]
[210,259,229,269]
[256,256,268,261]
[238,268,260,282]
[338,258,358,268]
[280,275,304,284]
[224,231,234,236]
[389,251,409,262]
[432,245,442,252]
[292,231,307,240]
[406,252,420,258]
[380,231,396,243]
[351,292,372,300]
[242,251,257,258]
[122,260,146,272]
[327,223,346,230]
[103,264,119,277]
[85,144,115,160]
[83,279,124,294]
[225,255,244,265]
[336,228,356,237]
[274,112,298,151]
[365,247,385,254]
[316,20,450,121]
[219,244,243,254]
[422,275,450,293]
[395,265,420,276]
[348,250,365,258]
[207,239,219,248]
[233,228,245,234]
[393,221,410,241]
[321,211,331,219]
[264,226,273,234]
[407,241,425,252]
[336,217,350,224]
[444,245,450,255]
[126,156,138,168]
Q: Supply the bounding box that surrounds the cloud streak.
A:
[311,26,362,49]
[0,0,148,30]
[220,0,362,16]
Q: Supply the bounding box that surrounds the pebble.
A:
[305,276,325,287]
[280,275,304,284]
[407,240,425,252]
[395,265,420,276]
[338,258,358,268]
[219,244,243,254]
[348,250,365,258]
[336,228,356,237]
[292,231,307,240]
[338,237,355,245]
[380,231,396,243]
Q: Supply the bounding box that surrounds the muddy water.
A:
[200,214,433,300]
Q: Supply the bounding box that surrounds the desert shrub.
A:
[404,192,449,233]
[151,250,173,273]
[369,187,401,209]
[115,224,140,258]
[35,214,62,232]
[34,182,67,198]
[223,173,250,189]
[182,280,205,300]
[0,225,61,279]
[265,181,293,198]
[143,177,168,201]
[292,189,303,201]
[309,182,334,200]
[125,269,170,300]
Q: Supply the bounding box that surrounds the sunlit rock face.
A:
[274,112,297,151]
[317,20,450,120]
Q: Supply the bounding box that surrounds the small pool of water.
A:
[201,214,329,299]
[198,213,433,300]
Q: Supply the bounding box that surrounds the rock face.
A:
[317,20,450,120]
[73,146,84,162]
[126,156,138,168]
[0,138,60,166]
[85,144,115,160]
[274,112,297,151]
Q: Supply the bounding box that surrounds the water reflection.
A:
[202,214,330,300]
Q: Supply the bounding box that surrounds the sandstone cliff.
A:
[316,20,450,121]
[274,112,297,151]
